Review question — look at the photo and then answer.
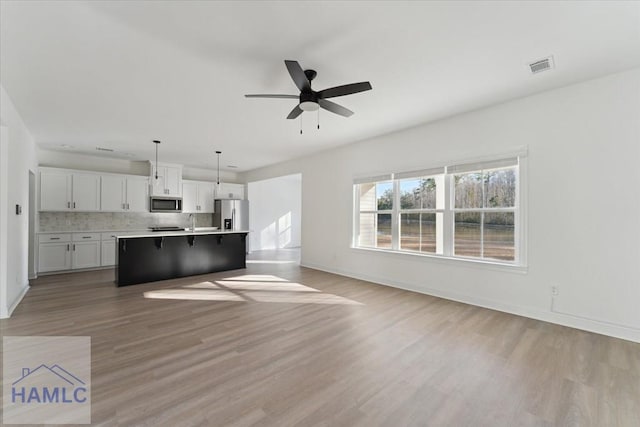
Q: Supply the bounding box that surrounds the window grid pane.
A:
[483,212,515,261]
[376,214,392,249]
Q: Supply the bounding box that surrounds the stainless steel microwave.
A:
[150,197,182,213]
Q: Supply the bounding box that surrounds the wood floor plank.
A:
[1,254,639,426]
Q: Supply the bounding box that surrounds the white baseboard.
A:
[301,262,640,344]
[1,284,30,319]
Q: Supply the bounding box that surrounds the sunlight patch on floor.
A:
[215,280,320,293]
[223,274,289,282]
[143,289,245,301]
[143,275,363,305]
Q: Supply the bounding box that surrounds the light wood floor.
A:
[1,253,639,426]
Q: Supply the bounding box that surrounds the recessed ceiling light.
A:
[60,144,73,149]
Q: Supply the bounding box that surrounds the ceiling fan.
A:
[245,60,372,119]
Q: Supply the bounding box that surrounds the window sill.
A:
[349,246,528,274]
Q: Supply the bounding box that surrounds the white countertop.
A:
[38,229,149,234]
[115,229,249,239]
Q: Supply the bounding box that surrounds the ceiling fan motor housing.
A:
[304,69,317,81]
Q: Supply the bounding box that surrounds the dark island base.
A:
[116,232,247,286]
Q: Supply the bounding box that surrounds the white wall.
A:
[248,174,301,251]
[243,68,640,343]
[0,85,38,318]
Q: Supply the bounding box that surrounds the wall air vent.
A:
[528,56,554,74]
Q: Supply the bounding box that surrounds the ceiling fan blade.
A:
[318,99,354,117]
[318,82,372,99]
[245,94,299,99]
[285,60,310,92]
[286,105,303,119]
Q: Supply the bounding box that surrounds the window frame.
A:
[354,178,394,250]
[396,174,444,254]
[352,153,527,268]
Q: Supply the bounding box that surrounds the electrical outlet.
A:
[551,285,559,296]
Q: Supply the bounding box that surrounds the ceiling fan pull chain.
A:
[317,109,320,130]
[300,116,303,135]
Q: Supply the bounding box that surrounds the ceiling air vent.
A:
[528,56,554,74]
[96,147,115,152]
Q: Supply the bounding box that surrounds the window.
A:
[353,156,524,266]
[452,165,516,261]
[397,169,445,254]
[356,176,393,249]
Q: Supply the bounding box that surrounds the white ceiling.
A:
[2,1,639,172]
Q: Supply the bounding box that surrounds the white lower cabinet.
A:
[38,232,103,272]
[71,241,101,269]
[38,241,72,272]
[101,233,117,266]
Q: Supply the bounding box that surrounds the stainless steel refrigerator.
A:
[213,199,249,231]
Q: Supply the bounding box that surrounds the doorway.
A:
[28,170,36,279]
[247,174,302,253]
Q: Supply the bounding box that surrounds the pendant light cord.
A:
[153,140,160,179]
[216,151,222,185]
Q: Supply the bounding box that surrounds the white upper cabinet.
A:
[100,175,126,211]
[40,169,72,211]
[149,162,182,197]
[100,174,149,212]
[215,183,245,200]
[182,181,198,213]
[199,182,215,212]
[125,177,149,212]
[183,181,215,213]
[40,168,99,211]
[72,172,101,211]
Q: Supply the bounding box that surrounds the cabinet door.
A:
[217,183,245,200]
[100,175,126,212]
[72,172,100,211]
[182,182,199,213]
[149,166,167,196]
[164,166,182,197]
[38,242,71,272]
[232,184,245,200]
[101,240,116,266]
[215,183,229,199]
[125,177,148,212]
[72,241,101,269]
[198,182,215,212]
[40,170,71,211]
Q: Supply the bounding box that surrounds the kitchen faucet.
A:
[189,213,195,231]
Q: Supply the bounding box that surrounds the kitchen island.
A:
[115,230,248,286]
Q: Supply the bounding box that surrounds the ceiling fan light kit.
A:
[245,60,372,123]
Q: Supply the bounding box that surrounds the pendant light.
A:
[215,150,222,195]
[153,140,161,179]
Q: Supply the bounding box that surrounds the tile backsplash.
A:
[39,212,213,232]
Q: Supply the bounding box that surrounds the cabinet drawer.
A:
[38,233,71,243]
[101,232,119,240]
[72,232,101,242]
